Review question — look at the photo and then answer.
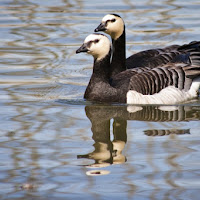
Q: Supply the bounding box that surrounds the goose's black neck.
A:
[84,49,112,99]
[110,26,126,78]
[92,50,111,81]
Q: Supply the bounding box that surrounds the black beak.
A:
[76,43,88,54]
[94,22,106,32]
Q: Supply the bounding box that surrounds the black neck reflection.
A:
[77,104,200,168]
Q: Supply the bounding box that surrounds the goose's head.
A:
[76,33,110,61]
[94,14,124,40]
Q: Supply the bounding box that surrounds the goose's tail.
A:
[178,41,200,65]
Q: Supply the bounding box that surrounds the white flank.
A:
[127,77,200,104]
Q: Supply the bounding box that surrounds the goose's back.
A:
[126,41,200,69]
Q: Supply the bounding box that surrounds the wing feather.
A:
[128,63,200,95]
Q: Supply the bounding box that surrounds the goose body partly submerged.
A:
[95,14,200,78]
[76,34,200,104]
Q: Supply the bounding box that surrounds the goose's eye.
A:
[111,19,116,23]
[94,39,99,43]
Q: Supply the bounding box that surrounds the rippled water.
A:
[0,0,200,199]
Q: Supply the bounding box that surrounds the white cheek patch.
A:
[84,34,111,61]
[101,14,124,40]
[110,19,124,40]
[95,39,111,61]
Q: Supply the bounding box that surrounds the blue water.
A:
[0,0,200,199]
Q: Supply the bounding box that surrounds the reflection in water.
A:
[0,0,200,198]
[144,128,189,136]
[78,109,127,169]
[78,105,199,175]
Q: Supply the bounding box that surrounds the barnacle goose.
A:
[76,33,200,104]
[95,14,200,78]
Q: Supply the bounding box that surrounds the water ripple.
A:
[0,0,200,199]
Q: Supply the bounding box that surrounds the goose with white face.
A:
[76,33,110,61]
[95,14,124,40]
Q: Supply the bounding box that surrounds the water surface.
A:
[0,0,200,199]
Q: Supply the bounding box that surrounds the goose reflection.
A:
[77,106,127,168]
[77,104,199,172]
